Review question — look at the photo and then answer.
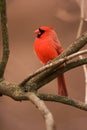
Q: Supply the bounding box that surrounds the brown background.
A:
[0,0,87,130]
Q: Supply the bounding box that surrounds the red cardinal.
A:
[34,26,68,96]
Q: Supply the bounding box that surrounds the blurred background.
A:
[0,0,87,130]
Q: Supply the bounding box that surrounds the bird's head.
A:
[34,26,54,38]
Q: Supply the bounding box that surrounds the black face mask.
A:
[37,28,45,38]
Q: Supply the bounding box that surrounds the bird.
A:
[34,26,68,96]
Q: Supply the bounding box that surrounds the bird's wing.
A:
[52,38,63,54]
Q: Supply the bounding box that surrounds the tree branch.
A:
[76,0,87,104]
[20,51,87,92]
[38,93,87,111]
[0,0,10,78]
[0,80,87,111]
[20,49,87,88]
[26,92,56,130]
[76,0,84,38]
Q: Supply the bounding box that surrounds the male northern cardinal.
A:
[34,26,68,96]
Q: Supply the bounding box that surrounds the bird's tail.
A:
[57,74,68,96]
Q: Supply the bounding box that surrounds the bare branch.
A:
[0,0,10,78]
[58,49,87,61]
[38,93,87,111]
[20,49,87,87]
[76,0,84,38]
[20,54,87,92]
[76,0,87,103]
[26,92,56,130]
[0,80,87,112]
[29,57,87,91]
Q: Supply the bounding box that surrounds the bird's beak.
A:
[34,29,40,34]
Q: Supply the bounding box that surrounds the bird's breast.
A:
[34,40,58,64]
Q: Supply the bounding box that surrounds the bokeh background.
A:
[0,0,87,130]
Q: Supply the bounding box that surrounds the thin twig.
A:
[80,55,87,103]
[76,0,87,103]
[76,0,84,38]
[26,92,56,130]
